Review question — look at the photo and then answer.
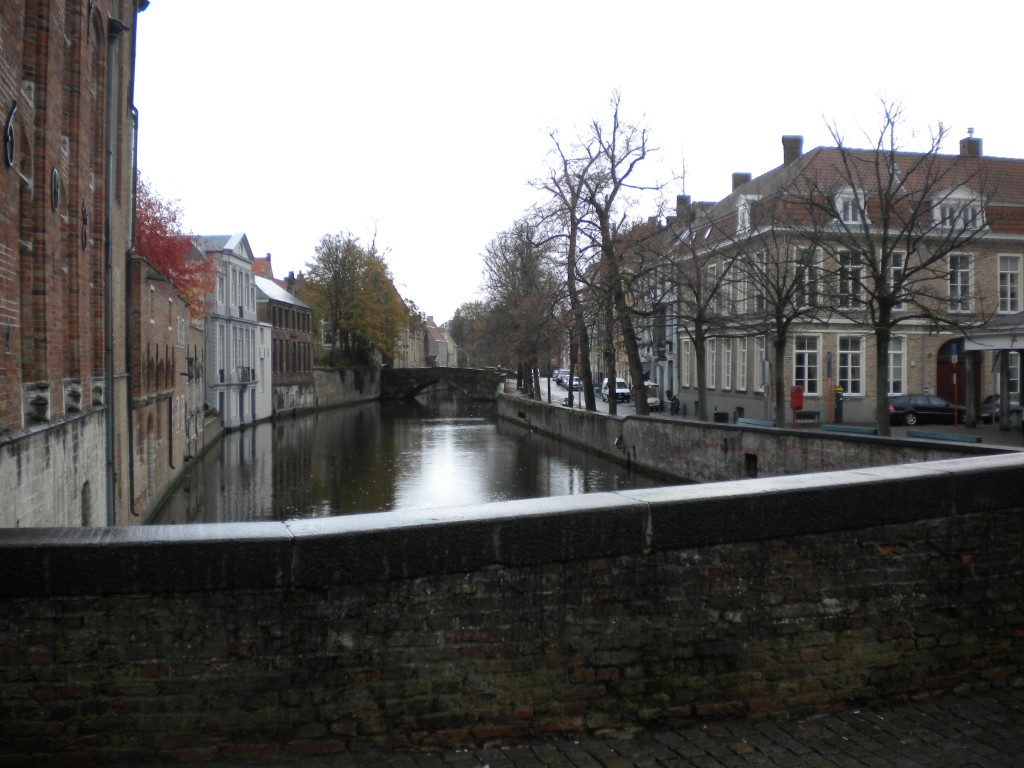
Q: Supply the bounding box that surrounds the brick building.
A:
[0,1,144,526]
[255,274,313,416]
[127,255,188,517]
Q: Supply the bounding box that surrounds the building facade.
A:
[672,135,1024,425]
[128,256,188,517]
[0,0,143,527]
[255,274,313,415]
[196,234,272,430]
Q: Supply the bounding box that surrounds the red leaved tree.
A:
[134,174,217,316]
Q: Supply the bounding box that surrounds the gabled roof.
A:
[194,233,254,261]
[254,275,309,309]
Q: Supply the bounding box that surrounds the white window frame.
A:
[793,335,820,396]
[680,338,691,388]
[753,250,768,313]
[948,253,973,312]
[795,247,819,308]
[737,337,748,391]
[938,202,984,230]
[707,263,719,315]
[838,250,864,308]
[837,335,863,396]
[707,338,717,389]
[888,336,905,396]
[722,339,733,390]
[888,250,906,311]
[1010,352,1020,397]
[836,188,868,226]
[755,336,767,393]
[998,254,1021,314]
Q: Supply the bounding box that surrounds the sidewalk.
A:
[274,690,1024,767]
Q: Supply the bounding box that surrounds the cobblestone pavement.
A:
[230,690,1024,768]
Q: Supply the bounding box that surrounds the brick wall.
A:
[0,454,1021,763]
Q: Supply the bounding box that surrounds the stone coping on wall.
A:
[1,452,1021,599]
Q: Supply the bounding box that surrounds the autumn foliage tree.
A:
[302,232,407,366]
[134,174,217,316]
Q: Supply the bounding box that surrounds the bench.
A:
[795,410,820,423]
[906,429,982,444]
[821,424,878,436]
[737,417,776,428]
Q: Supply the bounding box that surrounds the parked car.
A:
[601,378,631,402]
[979,394,1021,423]
[567,376,582,391]
[553,369,569,386]
[888,394,966,426]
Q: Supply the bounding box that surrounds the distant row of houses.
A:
[0,1,456,528]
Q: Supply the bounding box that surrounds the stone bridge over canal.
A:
[380,366,505,400]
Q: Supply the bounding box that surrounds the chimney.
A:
[782,135,803,165]
[960,130,982,158]
[732,172,752,191]
[675,194,692,222]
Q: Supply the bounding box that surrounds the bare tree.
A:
[482,217,562,399]
[535,134,601,411]
[578,92,665,415]
[791,101,996,434]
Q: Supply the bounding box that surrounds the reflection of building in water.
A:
[271,414,316,519]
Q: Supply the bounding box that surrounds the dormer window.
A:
[939,203,983,230]
[836,188,867,225]
[935,186,985,231]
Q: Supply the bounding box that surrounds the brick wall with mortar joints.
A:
[0,488,1020,760]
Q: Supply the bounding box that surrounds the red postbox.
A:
[790,385,804,411]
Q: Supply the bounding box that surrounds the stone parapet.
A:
[0,454,1022,761]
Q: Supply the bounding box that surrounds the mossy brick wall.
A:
[0,454,1022,764]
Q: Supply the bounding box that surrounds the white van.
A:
[601,378,631,402]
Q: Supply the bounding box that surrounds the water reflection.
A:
[151,396,664,524]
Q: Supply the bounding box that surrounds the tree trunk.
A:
[874,326,892,437]
[773,335,787,426]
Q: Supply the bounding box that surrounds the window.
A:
[793,336,819,395]
[752,250,768,313]
[737,338,748,391]
[722,339,733,390]
[681,338,691,388]
[707,338,717,389]
[888,251,906,310]
[889,337,905,395]
[838,336,862,396]
[737,201,750,234]
[939,202,983,230]
[838,251,864,308]
[837,191,866,225]
[948,253,972,311]
[999,255,1021,313]
[755,336,767,393]
[217,273,225,305]
[706,263,718,314]
[796,248,819,307]
[1010,352,1020,397]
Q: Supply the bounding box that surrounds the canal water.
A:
[150,396,665,524]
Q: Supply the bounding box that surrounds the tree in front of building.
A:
[134,174,217,316]
[304,232,407,366]
[792,102,995,434]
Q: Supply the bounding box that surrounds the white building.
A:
[195,234,273,429]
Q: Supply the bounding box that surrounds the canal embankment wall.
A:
[1,448,1022,762]
[499,395,1011,482]
[267,366,383,419]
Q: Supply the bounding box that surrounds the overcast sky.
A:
[133,1,1023,324]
